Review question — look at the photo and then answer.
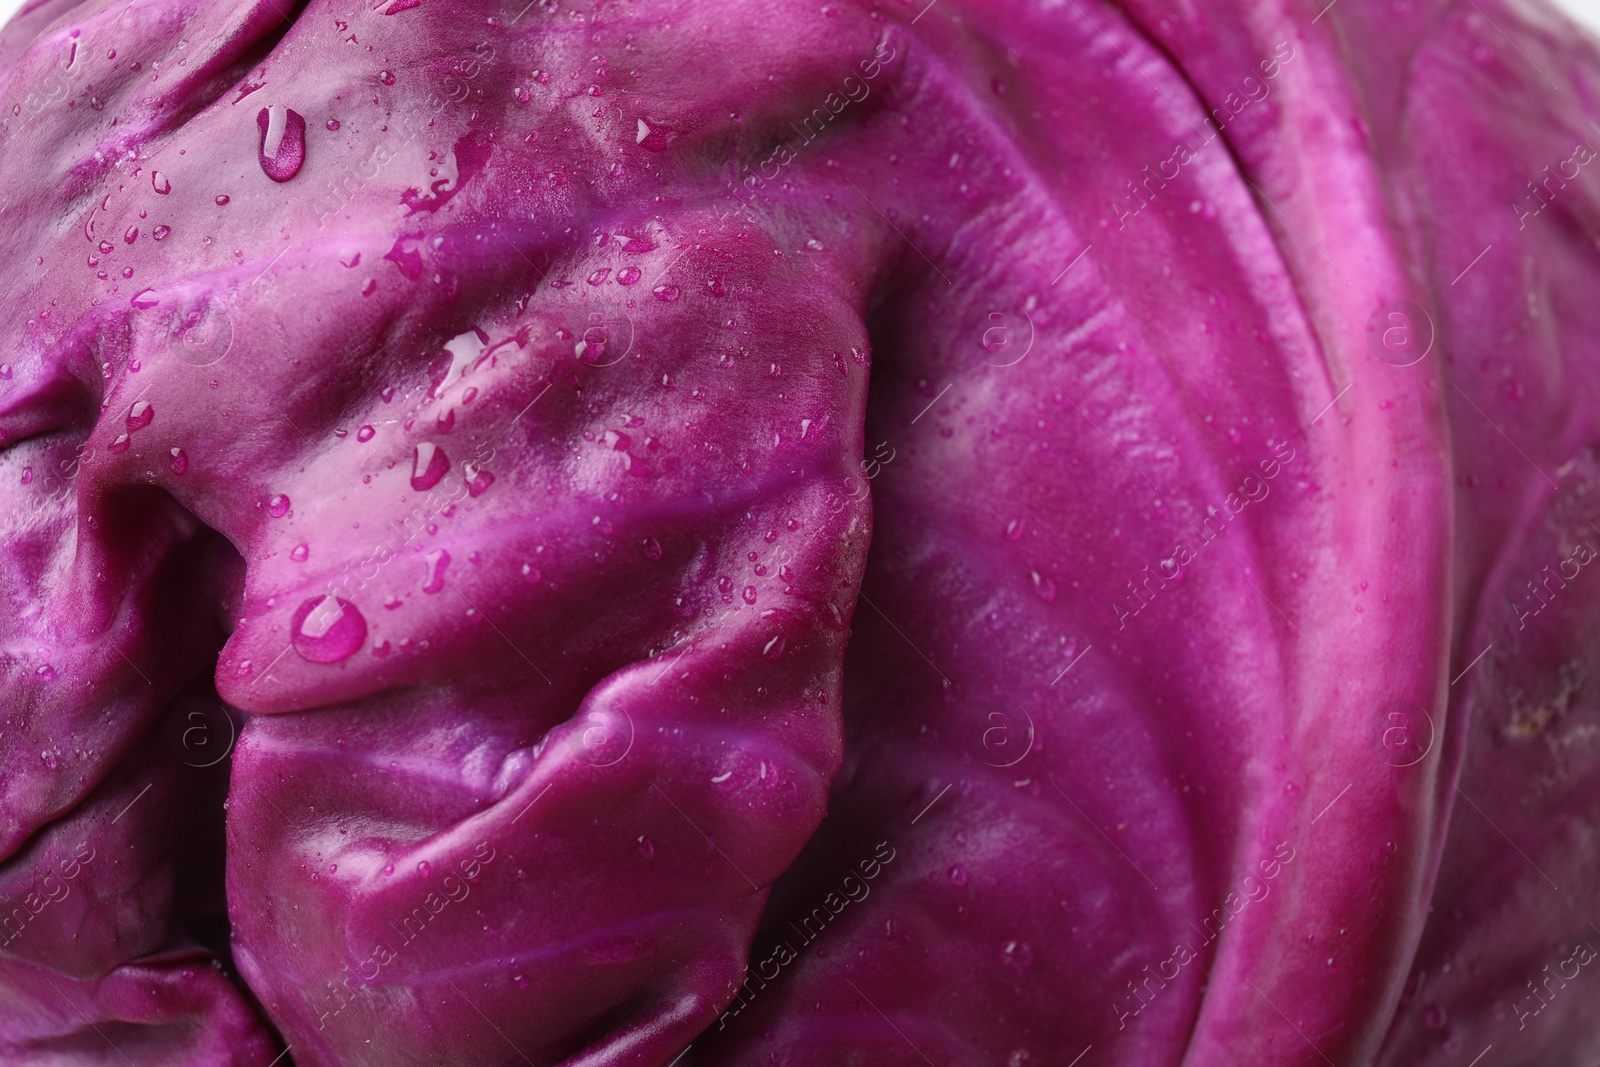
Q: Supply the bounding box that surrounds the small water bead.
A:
[616,266,641,285]
[290,543,309,562]
[98,240,114,255]
[215,194,230,206]
[587,267,611,285]
[741,585,757,604]
[462,462,495,497]
[107,433,131,454]
[651,284,679,302]
[291,595,367,663]
[123,225,138,244]
[266,494,291,517]
[326,119,340,130]
[1001,940,1034,970]
[126,400,153,431]
[152,170,171,194]
[378,70,395,85]
[422,549,450,594]
[356,424,375,442]
[411,443,449,491]
[640,537,662,562]
[152,225,170,240]
[169,448,188,474]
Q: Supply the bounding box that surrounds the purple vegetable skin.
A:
[0,0,1597,1064]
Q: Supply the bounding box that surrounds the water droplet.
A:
[616,266,641,286]
[1005,517,1025,541]
[948,865,968,887]
[41,750,58,769]
[635,117,676,150]
[417,860,431,875]
[640,537,662,562]
[1001,940,1034,970]
[256,105,307,182]
[169,447,188,474]
[411,442,450,491]
[152,170,171,194]
[215,194,230,206]
[513,85,530,103]
[1030,571,1057,603]
[462,462,495,497]
[1422,1005,1446,1030]
[290,543,310,562]
[356,424,375,442]
[587,267,611,285]
[379,69,396,85]
[19,466,32,484]
[126,400,153,431]
[291,595,367,663]
[652,284,679,302]
[152,225,171,240]
[637,835,654,858]
[422,549,450,593]
[762,634,785,659]
[741,585,757,604]
[123,225,138,245]
[130,288,160,309]
[98,240,115,255]
[0,364,10,379]
[107,433,131,454]
[521,563,541,583]
[706,275,726,297]
[265,494,291,518]
[326,118,340,131]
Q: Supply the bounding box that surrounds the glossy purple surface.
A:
[1,0,1599,1063]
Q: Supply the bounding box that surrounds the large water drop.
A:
[291,596,367,663]
[257,105,307,182]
